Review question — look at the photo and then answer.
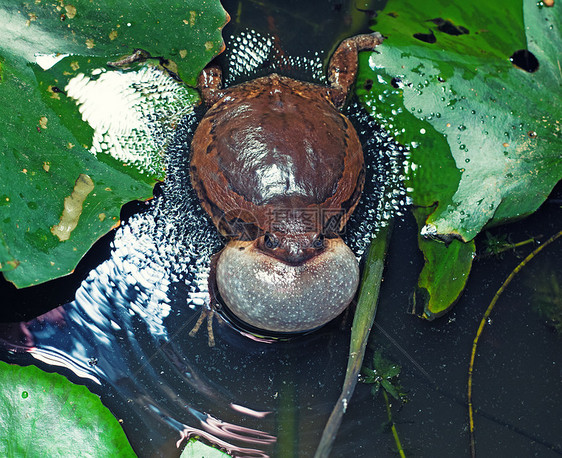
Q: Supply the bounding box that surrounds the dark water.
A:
[1,1,562,457]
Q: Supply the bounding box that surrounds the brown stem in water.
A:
[468,229,562,458]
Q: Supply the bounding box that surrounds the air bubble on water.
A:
[225,30,325,85]
[65,65,194,177]
[344,102,409,257]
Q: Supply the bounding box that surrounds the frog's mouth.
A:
[215,237,359,333]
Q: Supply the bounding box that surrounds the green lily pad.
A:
[0,361,135,456]
[0,0,228,84]
[180,438,229,458]
[0,1,228,287]
[357,0,560,316]
[359,0,560,242]
[414,207,475,318]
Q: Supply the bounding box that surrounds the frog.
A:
[189,32,384,336]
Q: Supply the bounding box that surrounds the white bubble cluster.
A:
[66,65,195,177]
[225,30,325,85]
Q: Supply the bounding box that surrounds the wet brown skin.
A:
[191,74,365,260]
[190,33,384,333]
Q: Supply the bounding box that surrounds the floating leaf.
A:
[0,0,228,287]
[0,361,135,456]
[357,0,560,315]
[414,207,475,318]
[359,0,561,241]
[180,438,230,458]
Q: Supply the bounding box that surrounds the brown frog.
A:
[190,33,384,334]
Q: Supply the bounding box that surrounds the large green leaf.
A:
[0,1,228,287]
[357,0,560,316]
[0,361,135,456]
[0,0,227,83]
[360,0,560,241]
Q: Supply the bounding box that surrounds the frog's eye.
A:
[312,234,325,249]
[264,232,280,249]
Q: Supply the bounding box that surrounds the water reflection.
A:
[0,199,309,455]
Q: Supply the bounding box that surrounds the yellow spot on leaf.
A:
[6,260,20,269]
[205,41,214,51]
[98,213,106,222]
[179,49,187,59]
[39,116,48,129]
[109,30,118,40]
[86,38,95,49]
[51,174,95,241]
[189,10,197,26]
[70,61,80,71]
[26,13,37,26]
[65,4,76,18]
[47,86,60,100]
[43,162,51,172]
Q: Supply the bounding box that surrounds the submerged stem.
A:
[382,390,406,458]
[468,229,562,458]
[314,223,392,457]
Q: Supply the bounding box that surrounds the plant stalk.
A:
[382,390,406,458]
[468,229,562,458]
[314,223,392,457]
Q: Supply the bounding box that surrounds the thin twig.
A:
[468,229,562,458]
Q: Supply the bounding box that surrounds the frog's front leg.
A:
[198,65,227,106]
[327,32,384,109]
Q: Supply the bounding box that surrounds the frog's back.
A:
[191,74,364,237]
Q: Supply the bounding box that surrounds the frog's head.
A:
[215,232,359,334]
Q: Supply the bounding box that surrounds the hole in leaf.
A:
[413,30,436,44]
[428,18,469,35]
[509,49,539,72]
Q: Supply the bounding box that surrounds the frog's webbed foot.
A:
[327,32,385,109]
[188,252,221,347]
[198,64,227,106]
[189,306,216,347]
